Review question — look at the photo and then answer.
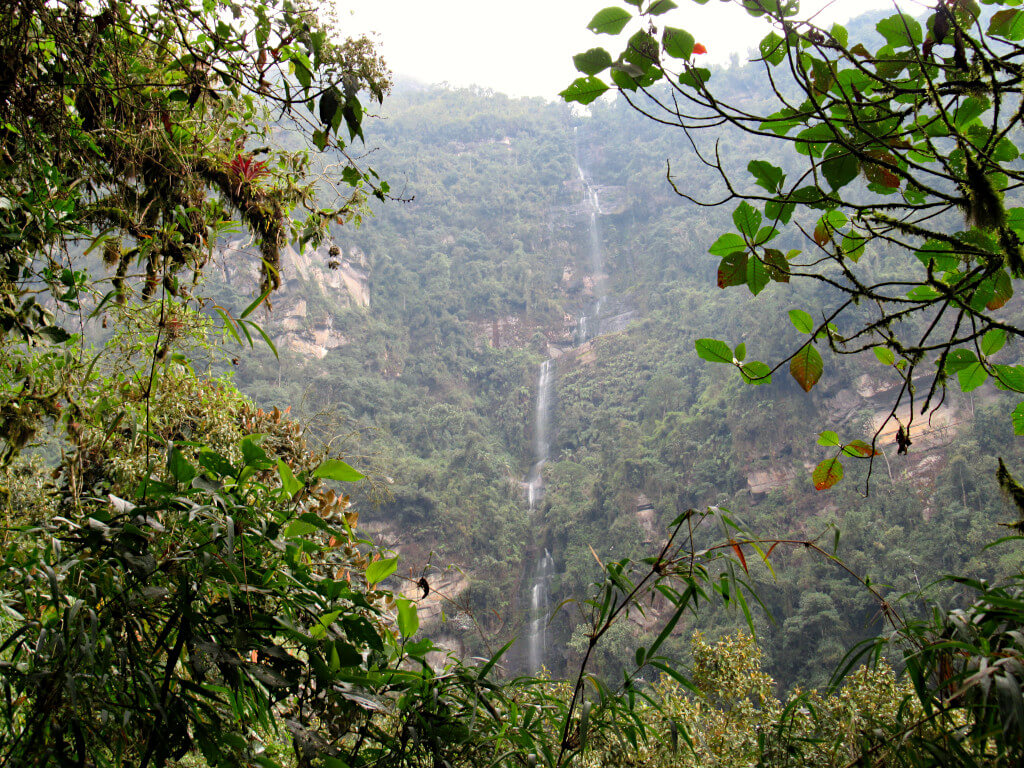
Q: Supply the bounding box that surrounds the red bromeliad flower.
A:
[227,153,269,185]
[693,42,707,55]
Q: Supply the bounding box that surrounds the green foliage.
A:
[564,0,1024,487]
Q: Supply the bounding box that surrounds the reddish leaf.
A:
[987,269,1013,310]
[813,458,844,490]
[862,150,901,189]
[693,42,707,55]
[729,539,748,573]
[842,439,880,457]
[766,541,780,558]
[813,219,832,246]
[790,344,823,392]
[717,252,748,288]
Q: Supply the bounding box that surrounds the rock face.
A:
[220,238,370,359]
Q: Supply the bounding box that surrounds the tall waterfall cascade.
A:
[522,134,609,674]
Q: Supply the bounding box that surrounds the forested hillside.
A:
[226,71,1024,688]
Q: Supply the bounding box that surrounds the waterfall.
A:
[575,146,606,343]
[524,360,554,672]
[527,549,555,674]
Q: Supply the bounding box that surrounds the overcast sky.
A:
[338,0,919,99]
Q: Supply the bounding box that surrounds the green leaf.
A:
[990,9,1024,40]
[958,362,989,392]
[278,459,302,499]
[168,448,197,486]
[813,458,844,490]
[365,557,397,585]
[758,31,786,66]
[560,76,609,105]
[944,348,977,374]
[709,232,746,257]
[822,146,859,193]
[982,328,1007,357]
[954,96,990,128]
[587,7,632,34]
[790,344,823,392]
[397,598,419,638]
[313,459,365,482]
[746,257,769,296]
[662,27,695,59]
[678,67,710,89]
[874,346,895,366]
[876,13,922,48]
[732,201,761,238]
[994,365,1024,392]
[649,0,678,14]
[740,360,771,385]
[789,309,814,334]
[695,338,733,364]
[284,520,318,537]
[734,342,746,362]
[241,436,270,467]
[198,449,235,479]
[573,48,613,75]
[988,270,1014,310]
[817,430,840,446]
[748,160,784,193]
[1013,402,1024,435]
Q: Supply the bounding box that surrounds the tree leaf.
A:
[587,7,632,34]
[957,362,989,392]
[717,251,748,288]
[732,201,762,238]
[709,232,746,257]
[817,430,840,446]
[314,459,365,482]
[813,458,844,490]
[397,597,419,638]
[1013,402,1024,435]
[695,338,733,364]
[789,309,814,334]
[982,328,1006,357]
[758,31,786,66]
[873,346,895,366]
[988,270,1013,310]
[559,76,609,105]
[990,9,1024,40]
[740,360,771,385]
[573,48,613,75]
[748,160,784,193]
[842,439,880,457]
[746,256,770,296]
[790,344,823,392]
[365,557,397,585]
[663,27,695,59]
[168,448,197,486]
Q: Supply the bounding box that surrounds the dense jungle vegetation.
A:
[5,0,1024,766]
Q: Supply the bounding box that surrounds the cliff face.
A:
[220,238,370,359]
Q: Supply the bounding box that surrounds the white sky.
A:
[338,0,921,99]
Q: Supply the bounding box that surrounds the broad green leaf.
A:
[560,76,609,105]
[366,557,398,585]
[789,309,814,334]
[284,520,318,537]
[958,362,989,392]
[876,13,922,48]
[914,239,958,272]
[649,0,678,14]
[790,344,823,392]
[573,48,613,75]
[988,270,1013,309]
[954,96,990,128]
[587,7,631,34]
[982,328,1006,357]
[168,448,197,486]
[695,338,733,364]
[740,361,771,384]
[732,201,762,238]
[397,597,419,638]
[758,31,786,66]
[944,348,977,373]
[817,430,840,446]
[813,458,844,490]
[842,230,866,261]
[993,365,1024,392]
[822,147,859,191]
[709,232,746,257]
[678,67,711,89]
[241,436,270,467]
[746,256,769,295]
[624,30,659,71]
[874,346,895,366]
[990,9,1024,40]
[1013,402,1024,435]
[278,459,302,499]
[748,160,784,193]
[314,459,365,482]
[734,342,746,362]
[663,27,695,59]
